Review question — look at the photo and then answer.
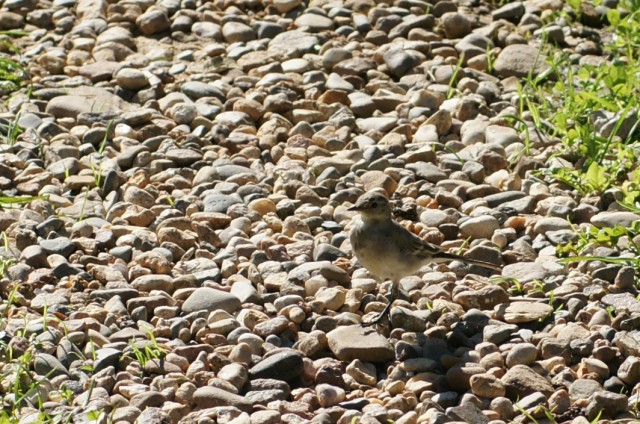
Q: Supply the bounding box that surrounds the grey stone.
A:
[495,302,553,324]
[501,262,550,284]
[383,49,418,78]
[182,287,241,314]
[327,326,394,362]
[502,365,553,400]
[269,31,319,57]
[202,193,243,213]
[34,353,69,377]
[569,378,602,401]
[603,293,640,313]
[192,386,252,412]
[494,44,549,78]
[492,2,525,21]
[591,211,640,228]
[249,349,304,382]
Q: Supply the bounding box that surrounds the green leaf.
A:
[567,0,581,10]
[86,410,104,421]
[559,256,640,266]
[584,162,609,193]
[608,9,621,27]
[0,195,47,205]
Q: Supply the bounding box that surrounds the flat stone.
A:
[356,117,398,133]
[79,61,119,82]
[383,49,418,78]
[90,288,140,303]
[202,193,243,213]
[115,68,149,90]
[181,81,224,100]
[327,326,394,362]
[501,262,549,284]
[420,209,455,228]
[484,191,527,207]
[591,211,640,228]
[294,13,334,32]
[533,217,571,234]
[165,148,203,166]
[222,21,255,43]
[192,21,221,39]
[31,292,68,310]
[495,302,553,324]
[269,31,319,58]
[406,162,448,183]
[39,237,75,257]
[45,86,135,119]
[602,293,640,314]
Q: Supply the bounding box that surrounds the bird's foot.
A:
[361,304,393,327]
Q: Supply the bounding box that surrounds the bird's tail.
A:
[433,251,502,272]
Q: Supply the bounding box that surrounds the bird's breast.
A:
[351,222,423,280]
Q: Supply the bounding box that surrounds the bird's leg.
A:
[362,280,399,327]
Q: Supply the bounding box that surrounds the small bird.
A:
[349,191,501,326]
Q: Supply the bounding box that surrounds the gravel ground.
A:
[0,0,639,423]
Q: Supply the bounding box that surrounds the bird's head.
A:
[348,191,392,221]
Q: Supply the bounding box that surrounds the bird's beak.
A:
[348,205,362,211]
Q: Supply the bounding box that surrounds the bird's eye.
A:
[371,202,378,208]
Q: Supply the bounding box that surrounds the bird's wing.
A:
[395,221,444,259]
[395,221,501,270]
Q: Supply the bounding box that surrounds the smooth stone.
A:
[40,237,75,257]
[501,365,554,400]
[494,44,549,78]
[327,326,394,362]
[591,211,640,228]
[34,353,69,377]
[193,386,252,412]
[249,350,304,382]
[460,215,500,239]
[602,293,640,314]
[495,302,553,324]
[182,287,241,314]
[501,262,550,284]
[45,86,134,119]
[294,13,334,32]
[269,31,319,58]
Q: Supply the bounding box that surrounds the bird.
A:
[349,190,501,326]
